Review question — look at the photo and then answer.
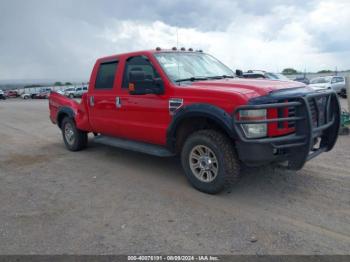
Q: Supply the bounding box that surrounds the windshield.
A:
[310,77,331,84]
[154,52,234,83]
[265,72,290,81]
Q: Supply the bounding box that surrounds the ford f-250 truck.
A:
[49,48,340,194]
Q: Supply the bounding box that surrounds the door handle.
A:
[90,96,94,106]
[116,97,122,108]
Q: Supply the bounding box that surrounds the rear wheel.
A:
[181,130,240,194]
[61,117,88,151]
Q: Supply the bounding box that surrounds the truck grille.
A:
[308,99,318,127]
[308,97,328,128]
[287,107,296,128]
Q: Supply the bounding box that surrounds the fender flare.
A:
[166,103,237,151]
[57,107,75,128]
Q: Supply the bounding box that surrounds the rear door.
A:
[88,59,121,136]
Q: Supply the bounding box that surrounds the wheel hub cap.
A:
[189,145,219,183]
[199,156,212,170]
[64,123,75,145]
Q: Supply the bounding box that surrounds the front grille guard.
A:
[233,90,340,169]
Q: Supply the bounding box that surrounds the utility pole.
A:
[347,74,350,113]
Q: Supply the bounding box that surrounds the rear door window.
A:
[95,61,119,89]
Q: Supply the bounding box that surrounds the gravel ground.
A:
[0,98,349,255]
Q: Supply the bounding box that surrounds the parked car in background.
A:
[21,93,31,99]
[36,88,51,99]
[309,76,346,96]
[4,90,19,98]
[0,89,6,100]
[56,89,65,95]
[242,70,292,81]
[30,88,51,99]
[31,88,52,99]
[64,86,88,98]
[294,76,310,85]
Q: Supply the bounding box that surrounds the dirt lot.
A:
[0,98,349,255]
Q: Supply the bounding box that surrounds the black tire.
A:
[181,130,240,194]
[340,89,347,98]
[61,117,88,151]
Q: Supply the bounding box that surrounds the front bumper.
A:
[233,90,340,170]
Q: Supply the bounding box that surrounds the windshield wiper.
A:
[206,75,234,79]
[175,77,209,83]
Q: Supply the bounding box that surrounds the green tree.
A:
[24,84,42,88]
[282,68,298,75]
[317,70,333,74]
[54,82,63,86]
[65,82,72,85]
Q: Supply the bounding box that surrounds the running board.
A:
[93,135,175,157]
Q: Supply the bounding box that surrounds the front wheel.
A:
[181,130,240,194]
[61,117,88,151]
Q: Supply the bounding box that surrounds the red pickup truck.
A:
[49,48,340,194]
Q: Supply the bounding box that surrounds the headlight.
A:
[239,109,267,138]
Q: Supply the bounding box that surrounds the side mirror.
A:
[235,69,243,77]
[128,71,164,95]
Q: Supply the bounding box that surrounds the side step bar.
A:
[93,135,175,157]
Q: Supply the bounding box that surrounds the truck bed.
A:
[48,92,91,131]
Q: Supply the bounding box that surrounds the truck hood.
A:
[308,83,329,89]
[188,78,306,97]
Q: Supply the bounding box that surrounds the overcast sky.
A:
[0,0,349,81]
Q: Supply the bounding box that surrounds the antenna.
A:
[176,27,179,49]
[176,26,181,83]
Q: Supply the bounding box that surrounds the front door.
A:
[116,55,171,145]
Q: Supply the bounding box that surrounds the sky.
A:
[0,0,350,81]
